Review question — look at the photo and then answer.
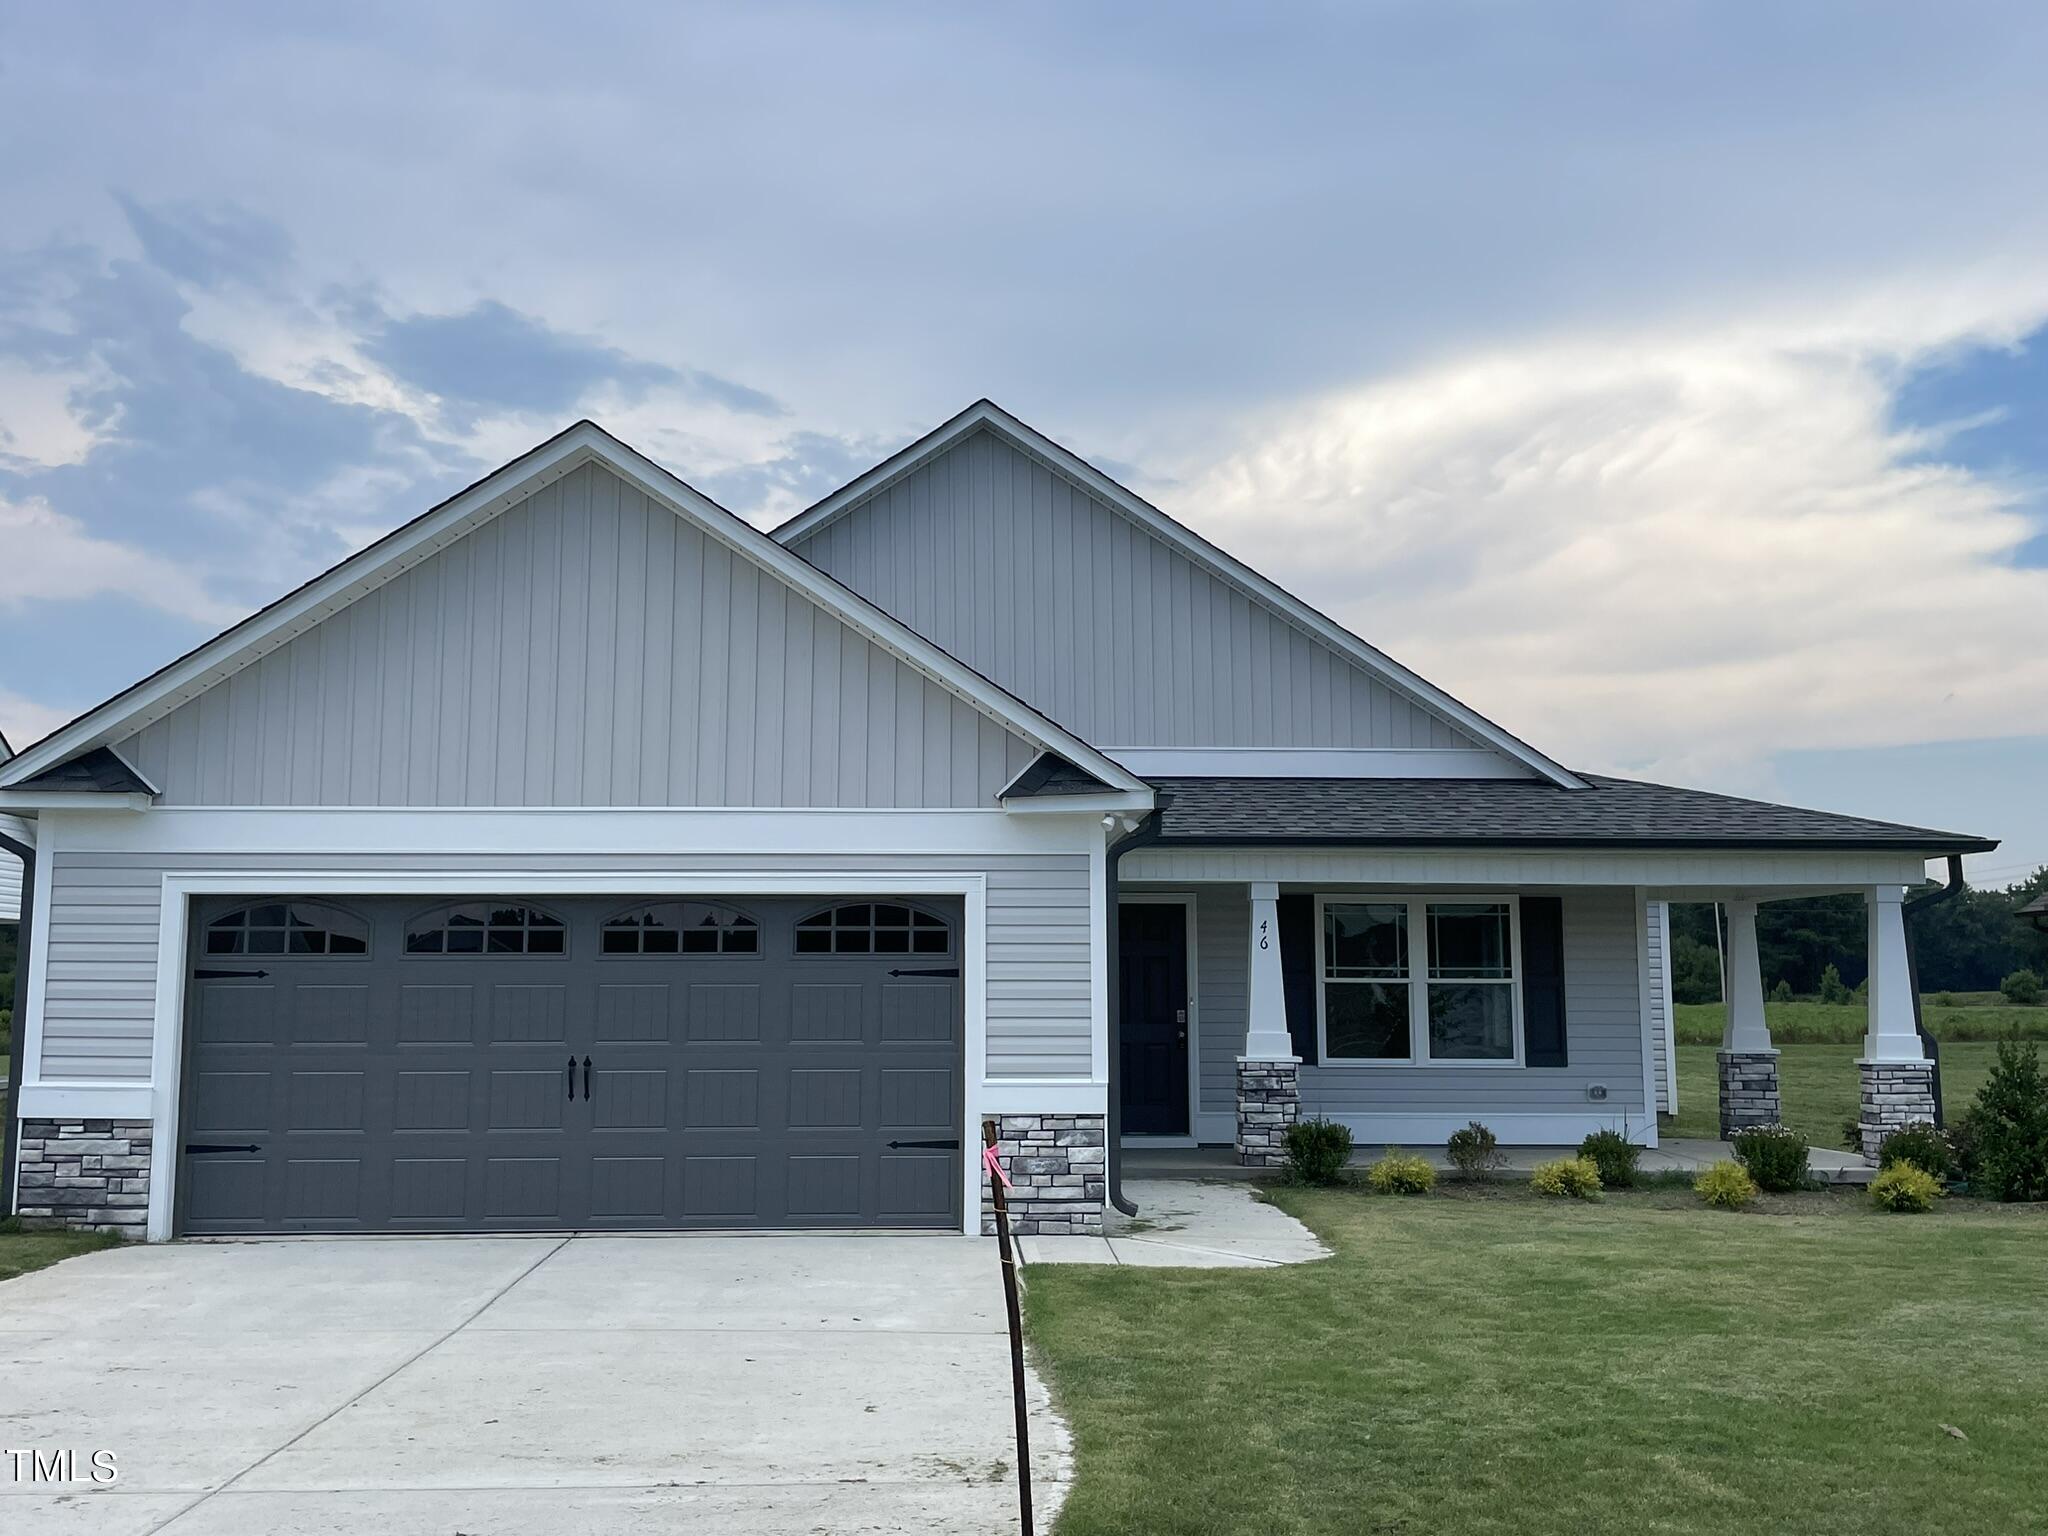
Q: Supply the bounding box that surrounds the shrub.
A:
[1964,1040,2048,1202]
[1284,1117,1355,1186]
[1732,1124,1809,1192]
[1877,1121,1953,1181]
[1937,992,1959,1008]
[2002,968,2044,1007]
[1577,1128,1641,1188]
[1840,1116,1865,1154]
[1367,1149,1436,1195]
[1869,1164,1941,1213]
[1818,963,1852,1005]
[1444,1121,1505,1180]
[1769,979,1794,1004]
[1696,1159,1759,1209]
[1530,1157,1602,1199]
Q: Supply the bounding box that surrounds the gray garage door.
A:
[176,894,963,1234]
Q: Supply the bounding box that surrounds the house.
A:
[0,731,22,926]
[0,404,1995,1239]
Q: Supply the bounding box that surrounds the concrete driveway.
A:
[0,1234,1068,1534]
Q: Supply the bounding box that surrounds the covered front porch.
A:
[1110,775,1989,1170]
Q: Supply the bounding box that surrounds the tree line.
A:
[1668,867,2048,1004]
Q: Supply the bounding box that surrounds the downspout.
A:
[1104,806,1165,1218]
[1,824,34,1220]
[1902,854,1966,1128]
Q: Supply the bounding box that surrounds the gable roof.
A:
[773,399,1586,790]
[1145,774,1997,853]
[0,421,1151,800]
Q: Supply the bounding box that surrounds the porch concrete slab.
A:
[152,1482,1036,1535]
[473,1232,999,1333]
[1,1234,1069,1532]
[1019,1179,1328,1267]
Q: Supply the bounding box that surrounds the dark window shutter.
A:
[1521,896,1568,1067]
[1278,894,1319,1065]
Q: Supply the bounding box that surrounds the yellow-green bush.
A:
[1367,1149,1437,1195]
[1530,1156,1602,1199]
[1696,1159,1758,1210]
[1869,1163,1941,1213]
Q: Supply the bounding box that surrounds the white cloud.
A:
[0,687,74,753]
[0,492,243,628]
[0,359,109,470]
[1180,327,2048,788]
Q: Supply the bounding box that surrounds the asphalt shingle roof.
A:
[1146,774,1996,852]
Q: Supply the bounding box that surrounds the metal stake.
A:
[982,1117,1034,1536]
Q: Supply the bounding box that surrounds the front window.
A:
[1320,898,1519,1064]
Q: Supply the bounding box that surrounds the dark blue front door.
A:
[1119,902,1189,1136]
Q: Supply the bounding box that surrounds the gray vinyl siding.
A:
[122,463,1037,808]
[0,846,20,924]
[35,849,1092,1083]
[1184,885,1647,1123]
[790,427,1485,752]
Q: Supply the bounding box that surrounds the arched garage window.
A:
[794,901,949,956]
[205,902,370,957]
[601,901,759,955]
[404,903,566,956]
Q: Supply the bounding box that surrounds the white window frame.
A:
[1312,893,1525,1068]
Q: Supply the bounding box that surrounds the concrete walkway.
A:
[1019,1178,1330,1267]
[1126,1138,1875,1185]
[0,1234,1068,1534]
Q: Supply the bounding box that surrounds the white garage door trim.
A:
[149,869,989,1240]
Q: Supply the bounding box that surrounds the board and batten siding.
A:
[122,463,1038,809]
[1183,885,1648,1122]
[789,427,1483,753]
[34,849,1092,1083]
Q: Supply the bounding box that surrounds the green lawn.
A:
[1672,998,2047,1046]
[1666,1041,2004,1148]
[0,1219,121,1283]
[1025,1185,2048,1536]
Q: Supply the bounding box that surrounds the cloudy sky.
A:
[2,4,2044,881]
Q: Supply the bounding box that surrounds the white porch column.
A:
[1243,882,1297,1061]
[1717,899,1781,1136]
[1857,884,1936,1161]
[1236,881,1300,1167]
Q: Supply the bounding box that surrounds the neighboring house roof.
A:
[2019,892,2048,921]
[1145,775,1997,852]
[0,421,1150,802]
[773,399,1585,791]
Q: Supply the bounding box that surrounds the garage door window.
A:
[601,901,759,955]
[794,902,950,956]
[205,901,370,957]
[404,902,567,955]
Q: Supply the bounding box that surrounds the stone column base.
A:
[1856,1060,1938,1162]
[980,1113,1105,1236]
[13,1120,153,1236]
[1717,1051,1781,1138]
[1236,1058,1300,1167]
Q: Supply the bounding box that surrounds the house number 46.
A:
[1258,919,1271,951]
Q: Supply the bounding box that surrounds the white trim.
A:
[1312,894,1526,1068]
[1302,1111,1655,1146]
[1634,889,1662,1148]
[1089,834,1109,1082]
[17,1084,154,1118]
[8,824,55,1216]
[140,867,995,1241]
[1123,845,1932,890]
[1655,900,1678,1113]
[979,1079,1108,1114]
[55,806,1102,857]
[0,422,1149,802]
[1119,891,1200,1138]
[0,792,151,812]
[771,401,1584,790]
[1001,791,1156,815]
[1102,747,1535,780]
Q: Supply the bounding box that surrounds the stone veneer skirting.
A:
[1717,1050,1781,1138]
[981,1113,1105,1236]
[1856,1060,1939,1162]
[1236,1059,1300,1167]
[14,1120,153,1236]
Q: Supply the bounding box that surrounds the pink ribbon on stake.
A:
[983,1143,1012,1189]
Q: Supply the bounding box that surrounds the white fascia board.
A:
[50,804,1107,857]
[1000,792,1157,816]
[1103,747,1537,780]
[0,421,1148,801]
[0,792,151,812]
[773,401,1585,791]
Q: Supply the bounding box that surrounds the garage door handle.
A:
[185,1143,261,1154]
[566,1057,576,1100]
[582,1056,592,1100]
[194,968,270,979]
[887,1138,961,1150]
[886,967,960,978]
